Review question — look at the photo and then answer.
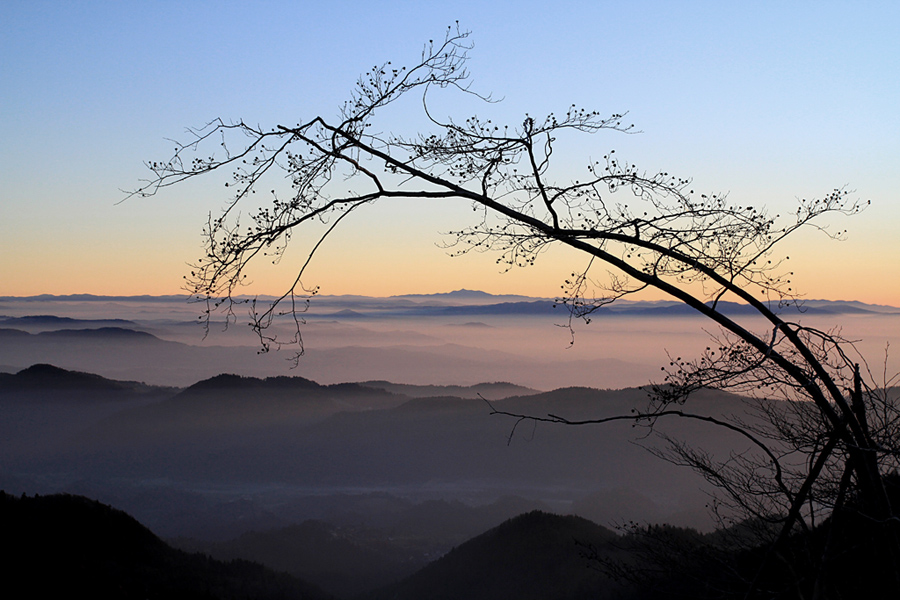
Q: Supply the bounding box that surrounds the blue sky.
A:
[2,1,898,303]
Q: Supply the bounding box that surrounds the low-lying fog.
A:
[2,293,897,390]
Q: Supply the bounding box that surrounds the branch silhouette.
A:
[132,25,899,596]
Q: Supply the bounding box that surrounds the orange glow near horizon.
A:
[3,230,897,307]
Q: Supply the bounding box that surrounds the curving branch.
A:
[133,26,899,594]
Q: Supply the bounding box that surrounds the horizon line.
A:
[1,292,898,311]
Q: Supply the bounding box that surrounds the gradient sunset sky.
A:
[2,1,898,304]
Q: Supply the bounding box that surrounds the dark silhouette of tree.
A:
[131,26,899,597]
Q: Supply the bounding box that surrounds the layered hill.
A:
[4,365,762,536]
[0,324,649,389]
[0,364,176,463]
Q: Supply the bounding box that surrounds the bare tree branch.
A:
[133,26,899,595]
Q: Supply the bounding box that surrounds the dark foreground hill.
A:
[365,511,625,600]
[0,491,333,600]
[175,495,554,598]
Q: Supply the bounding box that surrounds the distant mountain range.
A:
[3,292,897,316]
[2,291,896,391]
[392,289,501,300]
[267,294,900,318]
[0,293,189,302]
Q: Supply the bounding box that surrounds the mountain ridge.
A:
[3,292,896,312]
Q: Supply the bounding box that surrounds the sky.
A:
[2,1,899,304]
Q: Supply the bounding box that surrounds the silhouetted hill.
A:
[0,363,175,403]
[0,327,31,339]
[0,491,332,600]
[0,365,177,466]
[0,363,136,393]
[150,372,407,427]
[366,511,624,600]
[180,372,407,401]
[183,372,323,394]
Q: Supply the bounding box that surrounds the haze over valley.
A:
[3,291,896,390]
